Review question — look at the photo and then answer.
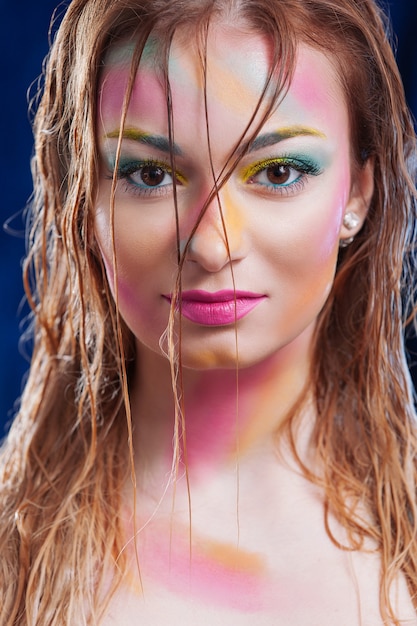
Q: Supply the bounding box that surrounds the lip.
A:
[163,290,266,326]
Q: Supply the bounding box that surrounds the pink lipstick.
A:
[164,290,266,326]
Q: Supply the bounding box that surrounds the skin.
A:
[93,20,415,626]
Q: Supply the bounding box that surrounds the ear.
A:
[340,158,374,241]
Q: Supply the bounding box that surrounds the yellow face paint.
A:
[200,537,266,575]
[221,184,246,244]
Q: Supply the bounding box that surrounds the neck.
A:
[129,324,315,485]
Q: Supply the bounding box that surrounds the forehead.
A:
[99,26,271,116]
[97,24,347,148]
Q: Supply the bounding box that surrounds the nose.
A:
[184,186,249,272]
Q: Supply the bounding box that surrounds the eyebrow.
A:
[245,126,326,153]
[105,125,325,157]
[105,128,182,156]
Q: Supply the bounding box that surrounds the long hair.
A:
[1,0,416,623]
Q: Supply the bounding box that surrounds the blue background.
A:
[1,1,416,437]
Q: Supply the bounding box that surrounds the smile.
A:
[163,290,267,326]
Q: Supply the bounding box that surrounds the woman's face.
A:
[95,24,372,369]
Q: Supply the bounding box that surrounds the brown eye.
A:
[245,157,321,194]
[139,165,166,187]
[117,160,178,196]
[266,164,291,185]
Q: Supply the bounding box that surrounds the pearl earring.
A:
[343,212,360,230]
[339,212,360,248]
[339,236,355,248]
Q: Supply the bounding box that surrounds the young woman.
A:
[1,0,417,624]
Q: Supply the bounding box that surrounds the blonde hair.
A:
[1,0,416,623]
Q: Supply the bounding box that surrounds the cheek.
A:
[297,211,342,299]
[301,207,341,271]
[93,204,174,331]
[294,166,350,271]
[266,171,350,310]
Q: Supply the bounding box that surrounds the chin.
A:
[176,342,277,371]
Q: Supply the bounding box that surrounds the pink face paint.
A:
[120,512,336,616]
[127,518,271,611]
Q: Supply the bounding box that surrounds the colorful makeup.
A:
[94,31,367,620]
[103,36,159,67]
[95,29,356,476]
[165,290,267,326]
[241,155,323,195]
[246,126,326,151]
[105,128,183,156]
[103,128,188,197]
[131,519,272,611]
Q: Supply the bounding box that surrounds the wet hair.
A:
[0,0,416,623]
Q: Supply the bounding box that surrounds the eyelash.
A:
[112,158,183,198]
[241,156,323,196]
[108,154,323,198]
